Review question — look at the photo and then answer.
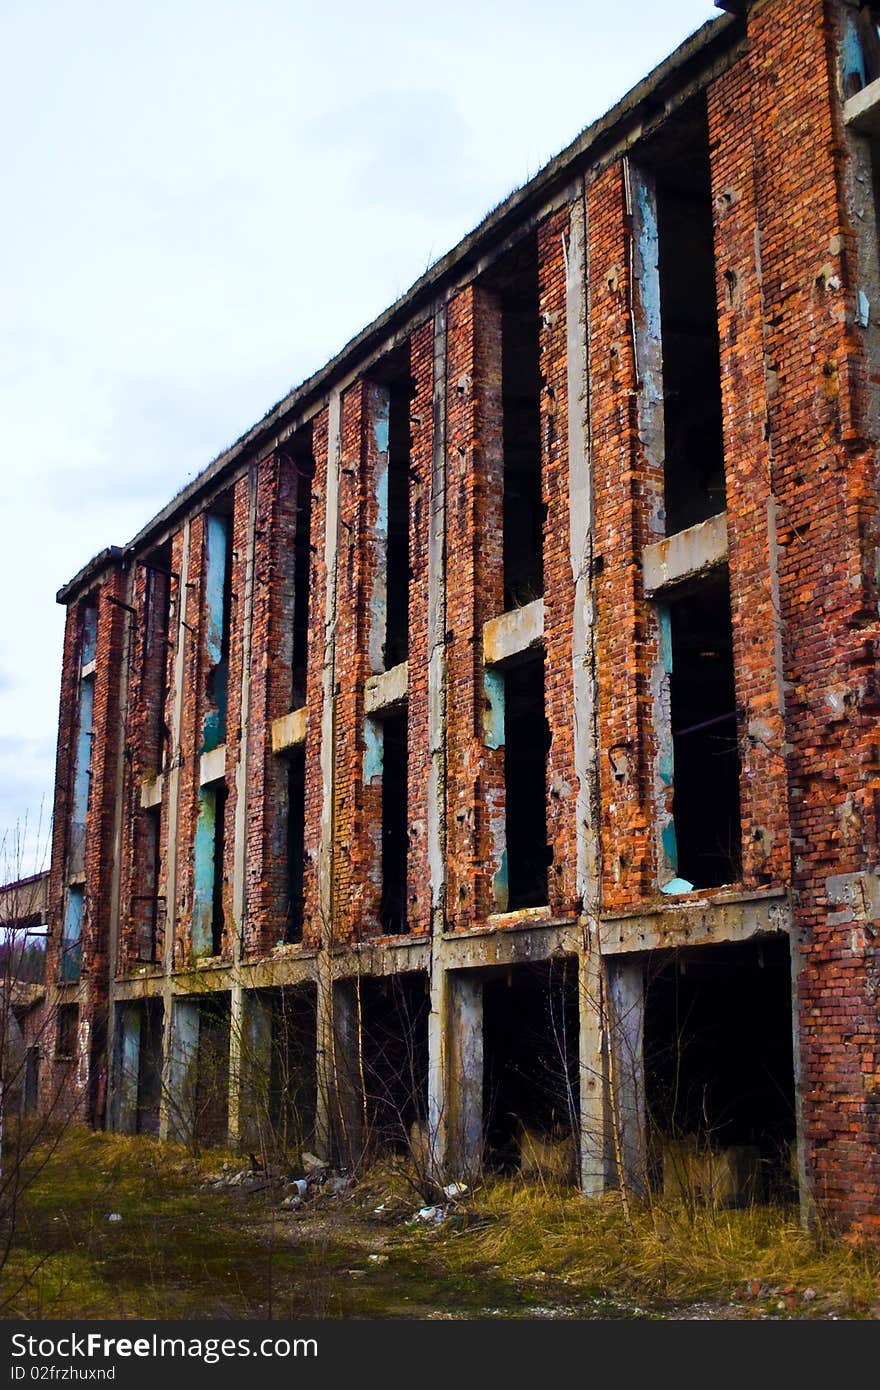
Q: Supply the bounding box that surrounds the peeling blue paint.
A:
[637,177,661,340]
[372,396,390,456]
[858,289,870,327]
[659,606,673,675]
[842,14,868,94]
[483,669,505,749]
[659,751,674,788]
[364,719,384,784]
[61,885,83,982]
[661,820,678,874]
[492,849,509,911]
[192,788,216,957]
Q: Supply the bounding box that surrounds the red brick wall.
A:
[726,0,880,1233]
[540,210,579,918]
[302,408,329,949]
[445,285,506,927]
[589,163,664,910]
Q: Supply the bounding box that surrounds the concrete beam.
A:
[600,887,790,955]
[482,598,544,667]
[642,511,728,595]
[364,661,408,716]
[270,706,307,753]
[139,775,163,810]
[844,75,880,135]
[199,743,226,787]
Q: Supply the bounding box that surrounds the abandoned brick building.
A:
[35,0,880,1234]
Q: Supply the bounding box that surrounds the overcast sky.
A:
[0,0,719,874]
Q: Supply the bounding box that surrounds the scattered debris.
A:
[105,1212,122,1223]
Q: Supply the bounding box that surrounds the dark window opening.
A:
[193,996,231,1150]
[56,1003,79,1061]
[204,502,233,751]
[268,985,317,1159]
[644,938,797,1204]
[504,655,550,911]
[385,379,412,669]
[379,709,408,934]
[23,1046,40,1114]
[136,998,164,1136]
[211,785,227,957]
[285,748,306,944]
[80,600,98,669]
[356,974,428,1160]
[483,961,578,1181]
[134,805,163,963]
[142,543,172,770]
[667,572,741,889]
[499,237,543,609]
[647,103,725,535]
[290,443,314,710]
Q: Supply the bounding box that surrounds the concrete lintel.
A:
[844,76,880,135]
[441,922,579,972]
[364,660,408,715]
[236,953,318,992]
[642,511,728,596]
[140,774,164,810]
[482,598,544,667]
[80,659,96,680]
[199,743,226,787]
[112,974,165,1001]
[271,706,307,753]
[329,937,432,980]
[600,889,791,955]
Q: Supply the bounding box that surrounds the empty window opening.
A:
[482,961,579,1182]
[666,572,741,889]
[285,747,306,944]
[356,974,429,1160]
[267,985,317,1159]
[69,665,94,878]
[649,103,726,534]
[56,1003,79,1061]
[499,237,543,609]
[142,543,172,770]
[204,503,233,752]
[134,999,164,1136]
[192,997,231,1150]
[193,783,227,958]
[844,5,880,96]
[210,786,227,956]
[644,938,797,1205]
[504,655,550,911]
[80,600,98,669]
[385,379,412,668]
[22,1046,40,1115]
[134,805,162,963]
[289,441,314,710]
[60,885,83,983]
[380,709,408,935]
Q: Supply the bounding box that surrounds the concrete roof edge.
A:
[65,8,740,591]
[56,546,124,606]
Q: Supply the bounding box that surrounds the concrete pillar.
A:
[166,998,199,1146]
[607,958,647,1196]
[446,973,483,1179]
[577,949,608,1195]
[159,520,191,1141]
[330,979,366,1168]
